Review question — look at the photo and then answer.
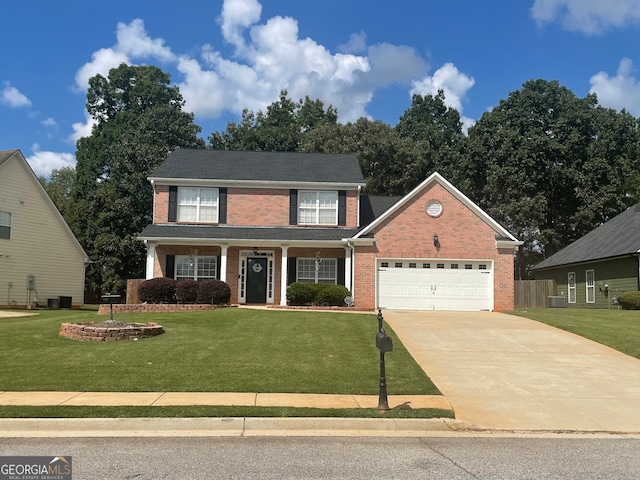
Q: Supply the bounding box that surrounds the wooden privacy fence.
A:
[514,280,557,309]
[126,278,144,305]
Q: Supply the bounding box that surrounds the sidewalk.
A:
[0,391,450,410]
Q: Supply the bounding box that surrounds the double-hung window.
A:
[297,258,337,284]
[568,272,576,304]
[175,255,217,281]
[0,211,11,240]
[178,187,218,223]
[298,191,338,225]
[585,269,595,303]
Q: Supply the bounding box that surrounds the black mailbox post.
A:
[375,308,393,411]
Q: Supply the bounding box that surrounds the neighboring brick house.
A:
[139,149,521,311]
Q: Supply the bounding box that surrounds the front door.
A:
[246,257,268,303]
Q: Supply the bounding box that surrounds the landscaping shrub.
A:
[286,282,351,306]
[176,279,199,304]
[286,282,318,305]
[316,284,351,306]
[197,279,231,305]
[138,277,177,304]
[616,291,640,310]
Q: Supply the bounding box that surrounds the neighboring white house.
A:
[0,149,88,308]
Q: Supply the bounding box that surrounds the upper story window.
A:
[178,187,219,223]
[0,211,11,240]
[298,191,338,225]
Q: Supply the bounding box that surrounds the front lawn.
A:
[0,308,438,395]
[509,308,640,359]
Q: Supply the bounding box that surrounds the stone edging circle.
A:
[60,322,164,342]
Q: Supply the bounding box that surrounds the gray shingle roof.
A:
[139,224,362,242]
[360,195,402,226]
[532,203,640,270]
[149,149,365,184]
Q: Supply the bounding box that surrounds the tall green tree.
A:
[465,79,640,278]
[209,90,338,151]
[72,63,204,295]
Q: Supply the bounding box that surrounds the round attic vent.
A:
[426,201,443,217]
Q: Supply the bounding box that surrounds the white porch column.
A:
[280,246,289,306]
[220,245,228,282]
[344,246,352,293]
[145,243,155,279]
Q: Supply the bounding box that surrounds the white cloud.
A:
[1,83,32,108]
[589,58,640,116]
[531,0,640,34]
[68,112,96,144]
[339,32,367,54]
[218,0,262,48]
[42,117,57,127]
[74,48,129,92]
[27,144,75,177]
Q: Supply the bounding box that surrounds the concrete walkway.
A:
[384,310,640,432]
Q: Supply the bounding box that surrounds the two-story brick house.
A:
[139,149,521,311]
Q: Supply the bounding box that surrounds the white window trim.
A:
[175,255,218,281]
[298,190,338,225]
[568,272,576,304]
[0,211,11,240]
[585,269,595,304]
[178,187,219,223]
[297,258,338,284]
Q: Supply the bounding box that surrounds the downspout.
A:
[347,240,355,302]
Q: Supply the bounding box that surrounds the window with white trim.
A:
[298,191,338,225]
[178,187,219,223]
[586,269,595,303]
[175,255,217,281]
[297,258,337,284]
[568,272,576,304]
[0,211,11,240]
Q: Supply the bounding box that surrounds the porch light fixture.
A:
[253,247,259,255]
[433,234,440,250]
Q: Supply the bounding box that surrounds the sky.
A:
[2,0,640,178]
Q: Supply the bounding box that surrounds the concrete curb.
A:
[0,417,472,438]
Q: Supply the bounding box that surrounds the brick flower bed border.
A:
[60,322,164,342]
[97,304,222,314]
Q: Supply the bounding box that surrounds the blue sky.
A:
[2,0,640,177]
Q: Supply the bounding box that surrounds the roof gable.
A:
[149,149,366,186]
[532,202,640,270]
[354,172,520,243]
[0,149,88,260]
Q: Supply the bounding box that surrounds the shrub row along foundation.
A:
[60,322,164,341]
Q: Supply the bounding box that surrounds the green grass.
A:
[0,308,438,395]
[509,308,640,359]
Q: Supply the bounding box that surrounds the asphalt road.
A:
[2,435,639,479]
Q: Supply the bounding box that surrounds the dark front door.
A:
[246,257,268,303]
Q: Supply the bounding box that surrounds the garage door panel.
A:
[377,260,493,311]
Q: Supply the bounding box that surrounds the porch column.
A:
[145,243,155,279]
[344,246,352,292]
[280,246,289,306]
[220,245,228,282]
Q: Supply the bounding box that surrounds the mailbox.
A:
[376,332,393,352]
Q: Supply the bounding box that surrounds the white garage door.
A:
[377,260,493,311]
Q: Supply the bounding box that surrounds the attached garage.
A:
[376,259,493,311]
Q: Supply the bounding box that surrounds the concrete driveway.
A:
[384,310,640,432]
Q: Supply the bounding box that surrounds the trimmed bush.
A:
[616,291,640,310]
[286,282,318,305]
[176,279,199,304]
[316,284,351,306]
[197,279,231,305]
[286,282,351,306]
[138,277,177,304]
